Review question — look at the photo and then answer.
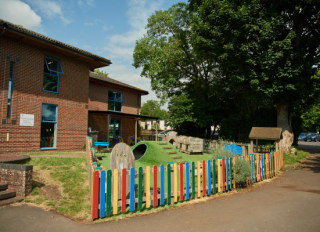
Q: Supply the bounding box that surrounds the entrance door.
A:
[40,104,57,149]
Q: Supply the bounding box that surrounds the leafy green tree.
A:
[94,68,109,77]
[190,0,320,149]
[141,100,169,120]
[133,3,224,138]
[301,99,320,132]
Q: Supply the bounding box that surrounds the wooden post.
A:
[156,120,158,141]
[250,140,254,153]
[107,114,111,143]
[135,119,138,144]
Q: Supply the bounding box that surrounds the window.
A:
[109,118,122,139]
[7,62,14,118]
[43,56,63,93]
[108,90,122,112]
[40,104,58,149]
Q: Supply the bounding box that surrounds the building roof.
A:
[0,19,111,69]
[89,110,158,120]
[249,127,282,140]
[89,71,149,95]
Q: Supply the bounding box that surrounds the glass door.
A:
[40,104,57,149]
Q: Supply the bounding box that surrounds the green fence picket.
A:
[138,167,143,210]
[167,164,171,204]
[106,170,112,217]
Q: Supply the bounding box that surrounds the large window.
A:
[7,61,14,119]
[108,90,122,112]
[43,56,63,93]
[109,118,122,139]
[40,104,58,149]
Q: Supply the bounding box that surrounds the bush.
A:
[234,158,252,184]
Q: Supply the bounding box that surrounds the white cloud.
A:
[24,0,70,24]
[102,0,167,105]
[0,0,41,29]
[77,0,94,7]
[103,0,165,60]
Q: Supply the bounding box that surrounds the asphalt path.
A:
[1,141,320,232]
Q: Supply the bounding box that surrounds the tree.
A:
[190,0,320,150]
[133,3,224,138]
[94,68,109,77]
[141,100,169,120]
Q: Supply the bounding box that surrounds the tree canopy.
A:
[141,100,169,120]
[133,1,320,143]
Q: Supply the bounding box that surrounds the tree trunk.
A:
[277,104,294,152]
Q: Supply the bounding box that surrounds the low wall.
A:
[0,163,33,197]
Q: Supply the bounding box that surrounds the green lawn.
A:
[25,157,90,220]
[98,141,220,170]
[283,147,309,166]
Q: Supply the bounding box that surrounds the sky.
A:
[0,0,185,105]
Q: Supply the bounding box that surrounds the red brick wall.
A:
[89,81,141,114]
[0,36,89,153]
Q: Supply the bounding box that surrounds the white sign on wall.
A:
[20,114,34,126]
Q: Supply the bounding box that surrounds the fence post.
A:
[113,169,118,215]
[153,166,158,207]
[197,161,201,197]
[160,165,165,206]
[173,163,178,203]
[138,167,143,210]
[186,162,190,200]
[208,160,211,196]
[180,163,184,201]
[121,169,126,213]
[106,170,112,217]
[192,162,195,199]
[167,164,171,204]
[100,170,106,218]
[146,166,150,208]
[202,160,206,197]
[92,170,100,220]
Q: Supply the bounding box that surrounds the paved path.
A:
[1,142,320,232]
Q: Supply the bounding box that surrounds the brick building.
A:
[88,71,153,146]
[0,19,153,153]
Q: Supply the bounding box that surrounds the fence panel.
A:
[88,151,283,220]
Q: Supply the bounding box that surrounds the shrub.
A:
[234,158,252,184]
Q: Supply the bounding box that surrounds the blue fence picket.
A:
[160,164,164,206]
[186,162,190,200]
[100,170,106,218]
[208,160,211,195]
[130,168,135,212]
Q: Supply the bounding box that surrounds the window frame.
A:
[108,90,123,112]
[7,61,15,119]
[40,103,58,150]
[109,118,122,139]
[43,56,63,94]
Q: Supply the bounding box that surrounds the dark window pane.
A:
[115,102,122,111]
[116,92,122,101]
[108,101,115,111]
[108,91,115,100]
[41,104,57,122]
[43,74,58,92]
[45,57,63,74]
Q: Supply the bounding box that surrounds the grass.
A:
[25,157,90,220]
[283,147,309,166]
[98,141,225,170]
[24,151,86,156]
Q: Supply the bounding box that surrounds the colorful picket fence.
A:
[88,147,283,220]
